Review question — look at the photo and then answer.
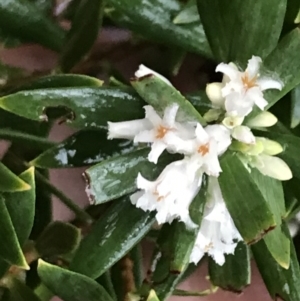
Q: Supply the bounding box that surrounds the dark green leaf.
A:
[131,75,206,124]
[130,245,143,289]
[35,221,80,257]
[106,0,212,58]
[97,272,117,301]
[197,0,286,63]
[84,148,179,204]
[30,129,135,168]
[264,29,300,110]
[2,277,41,301]
[219,152,276,243]
[29,0,54,16]
[38,260,113,301]
[0,195,28,268]
[208,242,250,292]
[250,168,290,268]
[4,167,36,246]
[0,162,31,192]
[173,0,199,24]
[0,87,144,129]
[12,74,103,92]
[70,197,155,279]
[0,0,65,51]
[291,85,300,128]
[60,0,104,71]
[252,224,300,301]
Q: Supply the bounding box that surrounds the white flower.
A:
[107,119,152,140]
[190,177,242,265]
[182,124,231,177]
[130,160,201,228]
[216,56,283,117]
[134,104,193,164]
[135,64,172,86]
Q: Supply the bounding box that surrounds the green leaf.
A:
[208,242,250,292]
[0,195,28,268]
[197,0,286,63]
[252,224,300,301]
[2,277,41,301]
[38,260,114,301]
[106,0,212,58]
[291,85,300,128]
[4,167,36,246]
[0,0,65,51]
[60,0,104,71]
[12,74,103,92]
[84,148,178,204]
[250,168,290,268]
[29,0,54,16]
[0,162,31,192]
[219,152,276,244]
[35,221,80,257]
[131,75,206,124]
[173,0,199,24]
[30,129,135,168]
[0,87,144,129]
[263,29,300,110]
[70,197,155,279]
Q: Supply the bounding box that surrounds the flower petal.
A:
[107,119,151,140]
[225,92,253,117]
[163,103,179,126]
[232,126,256,144]
[246,56,262,79]
[134,129,155,143]
[216,63,239,80]
[148,140,167,163]
[257,77,283,91]
[144,105,162,126]
[135,64,171,85]
[205,125,231,155]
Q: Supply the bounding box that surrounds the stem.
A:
[173,288,218,297]
[34,170,93,225]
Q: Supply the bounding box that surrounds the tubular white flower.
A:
[189,177,242,265]
[183,124,231,177]
[130,160,202,227]
[134,104,192,164]
[216,56,283,117]
[135,64,172,85]
[107,119,152,140]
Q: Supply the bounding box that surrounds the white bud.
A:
[252,154,292,181]
[256,138,283,155]
[246,111,278,128]
[206,82,225,107]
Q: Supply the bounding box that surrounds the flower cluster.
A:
[107,59,292,265]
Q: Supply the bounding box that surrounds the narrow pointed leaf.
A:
[0,195,28,268]
[106,0,212,58]
[70,197,155,278]
[263,29,300,110]
[0,0,65,51]
[219,152,276,243]
[0,162,31,192]
[84,148,179,204]
[60,0,105,71]
[291,85,300,128]
[30,129,136,168]
[38,260,113,301]
[131,75,206,124]
[252,224,300,301]
[250,168,290,268]
[13,74,103,92]
[35,221,80,257]
[0,87,144,129]
[4,167,36,246]
[208,242,250,292]
[197,0,286,63]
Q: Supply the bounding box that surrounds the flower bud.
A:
[256,138,283,155]
[246,111,278,128]
[203,108,222,122]
[206,82,224,107]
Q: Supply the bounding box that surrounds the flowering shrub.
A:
[0,0,300,301]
